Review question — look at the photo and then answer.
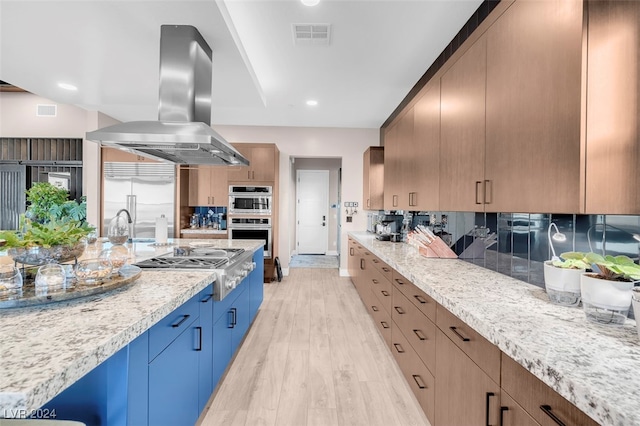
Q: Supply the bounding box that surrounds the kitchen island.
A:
[349,231,640,426]
[0,239,263,422]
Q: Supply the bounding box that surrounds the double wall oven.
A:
[228,185,272,259]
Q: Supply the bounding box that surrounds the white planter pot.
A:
[543,261,584,306]
[580,273,634,326]
[633,288,640,341]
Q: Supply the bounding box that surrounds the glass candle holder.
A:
[0,265,23,296]
[35,263,67,295]
[99,245,129,274]
[74,258,113,284]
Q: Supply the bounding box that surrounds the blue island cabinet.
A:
[37,248,265,426]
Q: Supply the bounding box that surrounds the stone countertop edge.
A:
[0,239,263,416]
[349,231,640,426]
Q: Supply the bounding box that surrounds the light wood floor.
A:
[198,268,430,426]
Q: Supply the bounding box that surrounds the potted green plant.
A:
[578,252,640,326]
[0,183,94,265]
[543,252,590,307]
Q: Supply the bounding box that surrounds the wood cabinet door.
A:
[435,328,501,426]
[188,166,211,206]
[409,81,440,211]
[440,35,487,212]
[485,0,583,213]
[395,107,415,210]
[363,147,384,210]
[383,123,401,209]
[228,144,253,182]
[208,166,228,206]
[585,1,640,214]
[250,145,276,181]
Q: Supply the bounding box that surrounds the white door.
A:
[296,170,329,254]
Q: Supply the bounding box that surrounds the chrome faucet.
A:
[116,209,134,241]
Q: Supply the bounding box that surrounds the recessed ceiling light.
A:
[301,0,320,6]
[58,82,77,91]
[306,100,318,106]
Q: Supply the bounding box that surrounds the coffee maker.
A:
[374,214,404,241]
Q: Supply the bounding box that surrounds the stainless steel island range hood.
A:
[87,25,249,166]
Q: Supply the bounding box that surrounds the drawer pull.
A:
[171,314,191,328]
[360,259,365,270]
[485,392,495,426]
[201,294,213,303]
[350,248,354,256]
[371,305,379,312]
[449,326,470,342]
[540,405,567,426]
[500,407,508,426]
[394,306,405,315]
[393,343,405,353]
[372,259,379,264]
[412,374,426,389]
[382,267,390,272]
[381,321,390,329]
[413,294,427,304]
[413,329,427,340]
[394,278,404,285]
[381,290,390,297]
[372,279,379,284]
[196,326,202,351]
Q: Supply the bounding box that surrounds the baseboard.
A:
[326,250,338,256]
[339,268,350,277]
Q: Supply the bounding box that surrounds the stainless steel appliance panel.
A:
[228,217,271,258]
[0,164,26,230]
[103,162,175,238]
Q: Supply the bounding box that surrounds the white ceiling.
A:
[0,0,482,129]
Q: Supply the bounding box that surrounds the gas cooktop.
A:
[134,247,245,270]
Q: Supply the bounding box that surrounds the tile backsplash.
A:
[433,212,640,288]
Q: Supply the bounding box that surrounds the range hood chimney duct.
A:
[86,25,249,166]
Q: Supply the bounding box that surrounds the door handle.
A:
[367,199,370,207]
[484,180,492,204]
[195,326,202,351]
[252,171,255,180]
[485,392,495,426]
[475,181,482,204]
[392,195,398,207]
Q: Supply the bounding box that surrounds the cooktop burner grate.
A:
[135,257,229,269]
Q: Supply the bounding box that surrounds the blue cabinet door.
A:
[212,308,233,389]
[148,320,200,426]
[198,285,214,413]
[231,286,250,354]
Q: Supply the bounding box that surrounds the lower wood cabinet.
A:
[501,391,539,426]
[435,327,501,426]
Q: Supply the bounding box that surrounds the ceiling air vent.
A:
[36,104,57,117]
[292,24,331,45]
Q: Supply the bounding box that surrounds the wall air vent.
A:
[292,23,331,45]
[36,104,57,117]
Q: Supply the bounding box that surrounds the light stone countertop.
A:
[349,232,640,426]
[0,238,263,416]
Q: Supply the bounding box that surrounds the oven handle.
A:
[228,225,272,230]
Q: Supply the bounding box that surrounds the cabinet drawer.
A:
[392,286,436,373]
[436,304,500,383]
[391,321,435,424]
[149,292,200,362]
[392,270,436,321]
[501,354,598,426]
[501,392,539,426]
[370,255,393,282]
[369,296,392,348]
[369,266,393,314]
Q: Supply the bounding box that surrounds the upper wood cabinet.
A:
[227,143,277,182]
[363,147,384,210]
[584,1,640,214]
[440,35,487,212]
[484,0,584,213]
[409,81,440,211]
[188,166,228,207]
[383,122,402,209]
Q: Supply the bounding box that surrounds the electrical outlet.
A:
[346,216,353,223]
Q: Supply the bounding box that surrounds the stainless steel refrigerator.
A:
[102,162,175,239]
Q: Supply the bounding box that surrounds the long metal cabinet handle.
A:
[380,321,390,329]
[449,326,470,342]
[381,290,390,297]
[484,180,492,204]
[485,392,495,426]
[394,278,404,285]
[360,259,365,270]
[413,329,427,341]
[171,314,190,328]
[394,306,405,315]
[367,199,370,207]
[412,374,426,389]
[231,308,237,327]
[350,248,354,256]
[475,181,482,204]
[393,195,398,207]
[540,405,566,426]
[201,294,213,303]
[371,305,379,312]
[196,326,202,351]
[382,267,390,273]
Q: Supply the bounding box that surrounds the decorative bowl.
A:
[8,241,86,266]
[74,258,113,284]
